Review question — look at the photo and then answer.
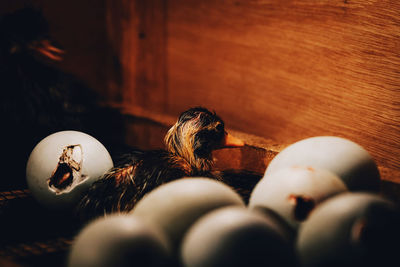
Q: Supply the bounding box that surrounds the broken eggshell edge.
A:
[26,130,113,210]
[249,166,348,231]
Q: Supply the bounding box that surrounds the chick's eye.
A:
[216,123,224,133]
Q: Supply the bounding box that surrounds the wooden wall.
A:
[1,0,399,180]
[105,0,400,179]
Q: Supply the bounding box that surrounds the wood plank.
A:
[113,105,400,188]
[163,0,400,174]
[105,0,168,112]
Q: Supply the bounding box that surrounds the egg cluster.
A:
[27,134,400,267]
[68,178,297,267]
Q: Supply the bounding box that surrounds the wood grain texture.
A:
[105,0,168,112]
[116,106,400,185]
[163,0,400,173]
[4,1,398,181]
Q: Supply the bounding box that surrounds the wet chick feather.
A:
[76,107,242,222]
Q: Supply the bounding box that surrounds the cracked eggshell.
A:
[131,177,245,254]
[181,206,298,267]
[249,166,348,231]
[26,130,113,209]
[68,214,172,267]
[296,192,400,267]
[265,136,380,191]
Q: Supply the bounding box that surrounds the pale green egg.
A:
[249,166,348,230]
[266,136,380,191]
[131,177,245,254]
[68,214,171,267]
[26,130,113,209]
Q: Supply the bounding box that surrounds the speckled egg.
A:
[181,206,298,267]
[265,136,380,191]
[249,166,348,230]
[26,130,113,209]
[296,192,400,267]
[131,177,245,254]
[68,214,171,267]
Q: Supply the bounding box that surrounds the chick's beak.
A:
[30,39,65,61]
[221,132,245,148]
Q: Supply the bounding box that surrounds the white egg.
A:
[249,166,348,230]
[131,177,245,254]
[265,136,380,191]
[68,215,171,267]
[296,192,400,267]
[26,130,113,209]
[181,206,298,267]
